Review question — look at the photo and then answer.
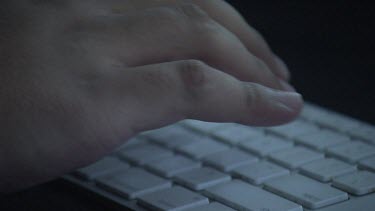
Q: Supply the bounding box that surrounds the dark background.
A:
[229,0,375,125]
[2,1,374,211]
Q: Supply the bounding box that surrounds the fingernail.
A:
[279,80,296,92]
[272,91,303,113]
[274,56,291,80]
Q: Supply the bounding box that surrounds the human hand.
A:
[0,0,302,192]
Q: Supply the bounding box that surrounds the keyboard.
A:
[64,103,375,211]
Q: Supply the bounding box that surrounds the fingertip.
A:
[243,83,304,126]
[268,90,304,124]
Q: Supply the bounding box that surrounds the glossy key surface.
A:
[174,167,231,191]
[145,155,201,178]
[138,186,209,211]
[96,168,171,199]
[326,141,375,164]
[211,124,264,146]
[295,130,350,151]
[76,157,130,180]
[204,180,302,211]
[232,161,289,185]
[176,138,229,159]
[239,135,293,157]
[265,174,348,209]
[269,147,324,169]
[332,171,375,195]
[202,148,258,172]
[300,158,356,182]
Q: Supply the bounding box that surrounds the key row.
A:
[140,123,375,166]
[76,155,375,208]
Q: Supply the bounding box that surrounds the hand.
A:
[0,0,302,192]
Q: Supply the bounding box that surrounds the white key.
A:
[140,124,183,139]
[300,104,360,133]
[118,143,173,165]
[349,123,375,145]
[96,168,171,199]
[326,141,375,163]
[239,135,293,157]
[300,158,357,182]
[184,202,235,211]
[264,174,348,209]
[203,180,302,211]
[295,129,350,151]
[174,167,231,191]
[266,120,319,140]
[232,161,289,185]
[314,112,361,133]
[138,186,209,211]
[182,119,228,133]
[300,103,330,122]
[359,156,375,172]
[269,147,324,169]
[332,171,375,195]
[145,155,201,178]
[114,137,149,151]
[176,138,229,159]
[76,157,130,180]
[143,125,202,149]
[211,124,264,145]
[202,148,258,172]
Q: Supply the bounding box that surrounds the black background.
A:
[228,0,375,124]
[1,1,374,211]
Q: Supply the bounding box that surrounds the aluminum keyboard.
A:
[65,103,375,211]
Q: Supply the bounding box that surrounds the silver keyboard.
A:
[64,103,375,211]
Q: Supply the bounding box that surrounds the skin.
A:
[0,0,303,193]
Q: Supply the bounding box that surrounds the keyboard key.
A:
[295,129,350,151]
[239,135,293,157]
[232,161,289,185]
[75,157,130,180]
[96,168,171,199]
[118,143,173,165]
[269,147,324,169]
[348,123,375,145]
[115,137,148,149]
[145,155,201,178]
[202,148,258,172]
[138,186,209,211]
[332,171,375,195]
[204,180,302,211]
[182,119,227,133]
[264,174,348,209]
[174,167,231,191]
[301,104,361,133]
[185,202,235,211]
[359,156,375,172]
[176,138,229,159]
[143,125,202,149]
[300,158,357,182]
[326,141,375,164]
[313,112,361,133]
[211,124,264,146]
[266,120,319,140]
[300,103,330,122]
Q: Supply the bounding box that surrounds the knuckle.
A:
[175,3,220,33]
[178,3,209,20]
[176,60,211,100]
[253,57,270,71]
[242,83,262,111]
